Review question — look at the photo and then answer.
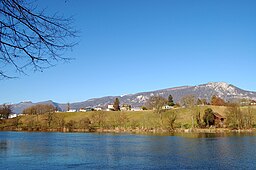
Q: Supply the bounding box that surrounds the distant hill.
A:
[6,82,256,114]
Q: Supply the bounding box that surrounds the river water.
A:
[1,132,256,169]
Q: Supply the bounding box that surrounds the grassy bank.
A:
[1,106,256,133]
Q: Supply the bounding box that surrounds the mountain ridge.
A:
[6,82,256,114]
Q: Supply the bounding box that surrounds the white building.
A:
[106,105,115,111]
[108,105,114,109]
[94,107,102,111]
[67,109,77,112]
[79,108,87,112]
[251,102,256,106]
[162,105,173,110]
[8,114,17,119]
[131,107,142,111]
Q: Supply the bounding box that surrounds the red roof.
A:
[213,112,225,119]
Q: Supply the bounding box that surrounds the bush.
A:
[203,108,215,127]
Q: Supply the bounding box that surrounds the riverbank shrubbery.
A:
[1,106,256,133]
[225,104,255,129]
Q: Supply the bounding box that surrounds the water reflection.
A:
[1,132,256,169]
[0,141,8,150]
[173,132,256,138]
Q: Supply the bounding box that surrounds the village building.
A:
[131,107,142,111]
[79,108,87,112]
[162,105,173,110]
[250,101,256,106]
[8,113,17,119]
[79,107,94,112]
[120,104,131,111]
[67,109,77,112]
[94,107,102,111]
[85,107,94,111]
[106,104,115,111]
[213,112,226,128]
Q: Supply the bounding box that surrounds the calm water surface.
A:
[1,132,256,170]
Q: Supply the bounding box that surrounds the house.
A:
[250,100,256,106]
[85,107,94,111]
[162,105,173,110]
[213,112,226,128]
[67,109,77,112]
[94,107,102,111]
[106,104,115,111]
[120,104,131,111]
[8,113,17,119]
[79,108,87,112]
[131,107,142,111]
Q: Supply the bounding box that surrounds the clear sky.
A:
[1,0,256,104]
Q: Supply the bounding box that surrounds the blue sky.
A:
[1,0,256,104]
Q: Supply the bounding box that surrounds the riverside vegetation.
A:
[1,105,256,134]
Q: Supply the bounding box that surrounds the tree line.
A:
[1,94,255,131]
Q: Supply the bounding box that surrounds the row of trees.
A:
[22,104,56,115]
[144,94,228,111]
[96,94,249,113]
[0,103,57,120]
[145,94,255,129]
[22,104,57,127]
[112,95,175,112]
[179,95,226,107]
[111,94,228,129]
[226,104,254,129]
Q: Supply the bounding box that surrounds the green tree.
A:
[203,108,215,127]
[168,95,175,106]
[113,98,120,111]
[141,106,148,110]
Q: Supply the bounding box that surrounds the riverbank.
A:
[1,106,256,134]
[1,125,256,135]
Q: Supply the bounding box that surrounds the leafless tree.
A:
[91,111,106,128]
[166,110,177,131]
[226,104,255,129]
[146,96,167,123]
[0,0,77,78]
[0,104,12,119]
[22,104,56,115]
[180,95,196,108]
[180,95,198,128]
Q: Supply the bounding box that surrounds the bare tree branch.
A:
[0,0,77,78]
